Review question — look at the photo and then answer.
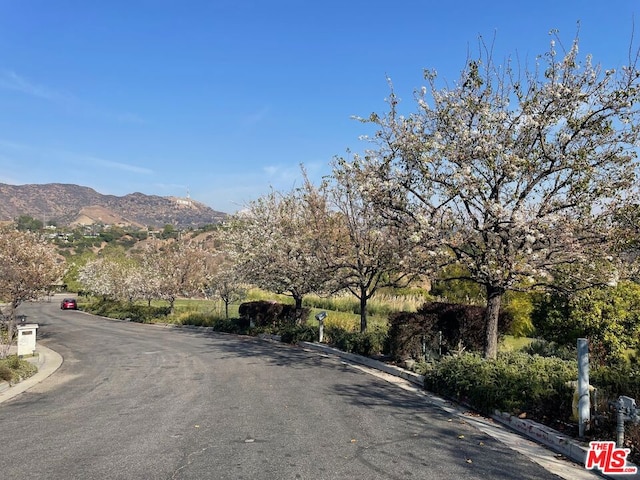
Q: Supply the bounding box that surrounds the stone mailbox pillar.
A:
[17,324,39,356]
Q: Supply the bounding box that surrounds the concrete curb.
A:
[0,344,63,404]
[491,411,589,464]
[298,341,425,386]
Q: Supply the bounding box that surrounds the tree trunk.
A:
[0,305,15,359]
[294,295,304,324]
[359,287,368,333]
[224,299,230,319]
[484,285,504,360]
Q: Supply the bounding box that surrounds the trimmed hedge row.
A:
[87,298,171,322]
[238,300,310,327]
[388,302,513,361]
[423,351,577,418]
[323,325,387,357]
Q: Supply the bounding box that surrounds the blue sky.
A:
[0,1,637,213]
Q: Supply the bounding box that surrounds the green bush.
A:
[531,282,640,365]
[0,364,12,382]
[325,325,387,357]
[209,317,249,334]
[423,351,577,418]
[125,304,172,323]
[523,339,576,361]
[387,302,513,361]
[239,300,310,327]
[280,325,319,344]
[239,301,283,326]
[6,355,21,369]
[280,304,311,325]
[591,362,640,403]
[0,355,37,383]
[85,298,170,323]
[177,312,212,327]
[387,311,436,362]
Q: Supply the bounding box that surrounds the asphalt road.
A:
[0,298,566,480]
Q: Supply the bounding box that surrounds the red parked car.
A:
[60,298,78,310]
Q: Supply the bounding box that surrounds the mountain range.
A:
[0,183,227,229]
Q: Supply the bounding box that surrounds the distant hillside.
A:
[0,183,227,228]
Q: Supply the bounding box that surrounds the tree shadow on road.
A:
[167,327,563,479]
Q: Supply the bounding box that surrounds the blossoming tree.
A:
[222,187,330,320]
[353,34,640,359]
[0,227,64,358]
[312,159,421,332]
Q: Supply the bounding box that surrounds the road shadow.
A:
[171,326,346,371]
[166,326,561,479]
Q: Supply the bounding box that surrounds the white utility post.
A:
[577,338,590,438]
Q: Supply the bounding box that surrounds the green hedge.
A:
[324,325,387,357]
[591,362,640,403]
[280,325,319,344]
[86,298,170,323]
[239,300,310,327]
[423,351,577,418]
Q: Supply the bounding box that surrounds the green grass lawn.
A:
[141,296,388,331]
[499,335,535,352]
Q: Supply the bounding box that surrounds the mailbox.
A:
[17,324,39,356]
[315,311,327,343]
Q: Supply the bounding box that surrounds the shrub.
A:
[503,291,535,337]
[523,339,576,361]
[387,311,436,362]
[0,364,12,382]
[280,304,311,325]
[6,355,21,369]
[239,301,283,326]
[0,355,37,383]
[125,304,172,323]
[280,325,319,344]
[324,325,387,357]
[176,312,212,327]
[85,298,170,323]
[423,351,577,418]
[531,282,640,365]
[210,317,249,334]
[591,362,640,404]
[421,302,513,353]
[239,301,310,327]
[387,302,513,362]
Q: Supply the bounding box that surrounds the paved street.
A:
[0,298,571,479]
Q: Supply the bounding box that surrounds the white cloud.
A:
[0,70,71,102]
[0,70,145,125]
[263,165,278,176]
[87,156,153,175]
[0,138,152,175]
